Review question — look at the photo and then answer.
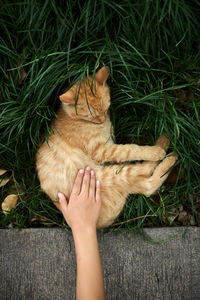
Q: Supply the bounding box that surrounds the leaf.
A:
[162,207,178,225]
[1,194,18,215]
[0,169,7,176]
[0,178,10,188]
[178,210,188,225]
[178,205,195,226]
[31,216,48,223]
[0,169,11,187]
[162,205,196,226]
[188,214,195,226]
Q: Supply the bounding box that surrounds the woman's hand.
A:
[58,167,105,300]
[58,166,101,233]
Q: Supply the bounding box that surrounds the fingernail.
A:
[58,193,63,199]
[86,166,90,171]
[96,180,100,186]
[91,170,94,176]
[79,169,84,174]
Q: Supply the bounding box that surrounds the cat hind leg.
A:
[136,134,171,177]
[141,152,178,197]
[155,134,170,151]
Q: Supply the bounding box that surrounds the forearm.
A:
[72,228,106,300]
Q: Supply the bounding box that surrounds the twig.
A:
[112,214,158,226]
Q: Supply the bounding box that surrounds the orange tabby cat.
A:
[36,67,178,228]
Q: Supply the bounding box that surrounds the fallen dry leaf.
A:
[0,178,10,188]
[31,216,48,223]
[177,204,196,226]
[0,169,7,176]
[188,214,195,226]
[162,204,196,226]
[179,204,184,212]
[1,194,18,215]
[162,207,179,225]
[0,169,11,187]
[178,210,188,225]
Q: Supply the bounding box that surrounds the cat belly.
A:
[36,138,96,202]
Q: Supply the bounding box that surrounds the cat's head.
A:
[59,67,110,123]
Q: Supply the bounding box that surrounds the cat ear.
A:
[95,66,110,85]
[59,89,74,103]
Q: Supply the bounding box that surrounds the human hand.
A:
[58,166,101,233]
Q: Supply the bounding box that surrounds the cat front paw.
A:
[151,146,166,161]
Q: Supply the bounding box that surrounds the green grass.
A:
[0,0,200,230]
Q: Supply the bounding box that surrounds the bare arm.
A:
[73,227,105,300]
[58,167,106,300]
[89,142,166,163]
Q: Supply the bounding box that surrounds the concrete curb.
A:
[0,227,199,300]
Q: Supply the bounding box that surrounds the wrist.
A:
[72,225,97,240]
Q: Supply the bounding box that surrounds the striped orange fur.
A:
[36,67,178,228]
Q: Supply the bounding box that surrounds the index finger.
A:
[71,169,84,196]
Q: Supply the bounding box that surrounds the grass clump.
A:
[0,0,200,230]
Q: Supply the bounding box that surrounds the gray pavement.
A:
[0,227,200,300]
